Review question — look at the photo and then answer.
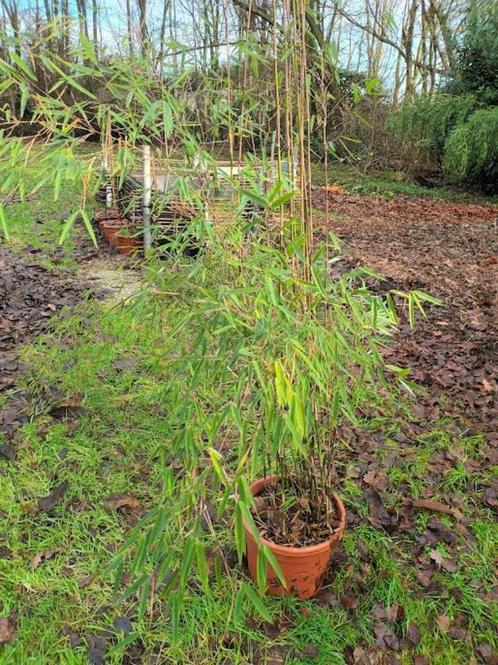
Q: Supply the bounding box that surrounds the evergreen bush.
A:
[443,107,498,189]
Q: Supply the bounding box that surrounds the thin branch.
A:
[332,1,449,75]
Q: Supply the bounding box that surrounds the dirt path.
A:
[312,190,498,445]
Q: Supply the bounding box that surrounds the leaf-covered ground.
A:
[1,180,497,665]
[313,190,498,442]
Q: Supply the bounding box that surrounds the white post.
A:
[102,152,112,209]
[142,144,152,252]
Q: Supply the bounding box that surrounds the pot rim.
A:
[115,233,141,243]
[243,475,346,557]
[100,219,128,229]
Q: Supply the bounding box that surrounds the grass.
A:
[313,163,498,204]
[1,167,497,664]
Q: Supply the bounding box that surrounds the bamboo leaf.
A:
[262,545,287,589]
[242,582,272,622]
[195,541,209,592]
[256,550,268,595]
[81,209,98,247]
[234,503,246,564]
[58,210,79,245]
[0,205,9,241]
[207,447,228,486]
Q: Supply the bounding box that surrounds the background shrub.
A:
[443,107,498,188]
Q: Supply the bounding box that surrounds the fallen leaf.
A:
[49,394,84,420]
[301,645,319,659]
[113,616,133,635]
[363,467,387,489]
[104,493,141,511]
[448,626,469,640]
[113,359,140,372]
[476,644,496,663]
[253,496,267,513]
[416,569,433,587]
[0,444,16,461]
[63,626,81,648]
[37,481,68,513]
[437,614,450,632]
[429,549,444,567]
[441,558,458,573]
[407,623,421,645]
[78,573,97,589]
[340,592,359,610]
[31,549,56,569]
[0,616,16,644]
[373,602,401,623]
[314,589,339,607]
[322,185,345,194]
[20,502,38,516]
[87,635,107,665]
[383,629,400,651]
[481,378,493,391]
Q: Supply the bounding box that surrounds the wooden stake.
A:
[143,144,152,252]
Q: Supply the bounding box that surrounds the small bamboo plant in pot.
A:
[224,243,401,600]
[239,354,349,600]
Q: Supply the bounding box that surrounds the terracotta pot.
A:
[94,208,120,223]
[114,231,142,256]
[100,218,128,246]
[243,477,346,599]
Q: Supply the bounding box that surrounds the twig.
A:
[411,498,463,520]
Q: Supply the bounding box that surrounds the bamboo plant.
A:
[0,11,438,624]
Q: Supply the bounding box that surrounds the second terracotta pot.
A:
[243,477,346,599]
[99,218,128,246]
[114,231,142,256]
[94,208,120,223]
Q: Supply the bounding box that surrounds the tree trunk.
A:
[126,0,134,57]
[92,0,99,57]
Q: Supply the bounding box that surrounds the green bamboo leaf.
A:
[242,582,272,622]
[58,210,79,245]
[170,594,182,642]
[274,360,292,407]
[11,51,36,81]
[180,538,196,591]
[19,84,29,118]
[238,501,260,543]
[234,503,246,564]
[81,209,98,247]
[207,447,228,486]
[256,550,268,595]
[53,168,63,202]
[291,392,305,439]
[241,189,267,208]
[233,585,245,624]
[269,191,294,209]
[408,293,415,328]
[262,545,286,589]
[195,541,209,591]
[0,204,9,241]
[412,290,441,306]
